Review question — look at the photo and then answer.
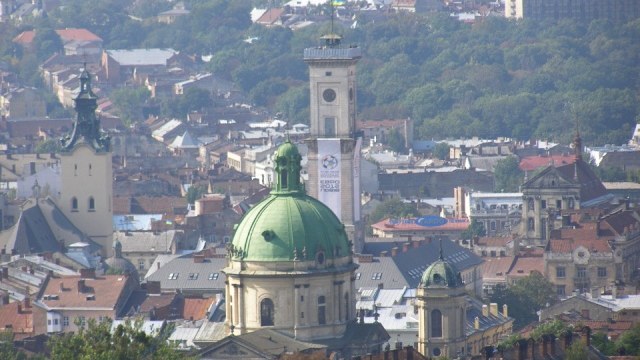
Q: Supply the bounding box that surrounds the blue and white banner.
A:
[318,138,341,218]
[353,137,362,222]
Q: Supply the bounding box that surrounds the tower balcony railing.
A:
[304,47,362,61]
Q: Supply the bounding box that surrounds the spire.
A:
[60,66,110,153]
[573,115,582,161]
[439,239,444,260]
[321,0,342,48]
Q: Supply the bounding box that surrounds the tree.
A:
[110,87,150,126]
[48,318,185,360]
[35,139,62,154]
[461,219,485,240]
[490,272,557,329]
[370,198,420,224]
[564,340,588,360]
[33,27,63,61]
[386,129,405,153]
[186,185,206,205]
[432,143,450,160]
[591,332,616,355]
[493,156,524,192]
[615,323,640,355]
[0,330,37,360]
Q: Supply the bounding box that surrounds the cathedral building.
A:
[220,140,387,358]
[59,68,113,256]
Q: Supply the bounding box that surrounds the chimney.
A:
[77,279,86,293]
[193,253,205,263]
[23,296,30,308]
[1,294,8,305]
[59,282,64,292]
[612,285,618,299]
[17,303,22,314]
[391,247,399,257]
[412,240,419,248]
[482,304,489,317]
[29,162,36,175]
[380,251,388,257]
[489,303,498,316]
[80,268,96,279]
[146,280,161,295]
[1,267,7,280]
[402,243,410,253]
[503,304,508,317]
[474,316,480,329]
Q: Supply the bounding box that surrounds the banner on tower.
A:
[317,138,342,218]
[353,137,362,222]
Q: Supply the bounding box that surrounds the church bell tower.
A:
[59,67,113,256]
[304,32,363,252]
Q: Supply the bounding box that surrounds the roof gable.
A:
[522,166,577,189]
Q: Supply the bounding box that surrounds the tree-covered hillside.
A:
[1,0,638,145]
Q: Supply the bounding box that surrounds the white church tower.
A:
[59,68,113,256]
[304,32,363,253]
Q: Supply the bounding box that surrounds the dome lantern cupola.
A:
[420,240,463,289]
[273,138,303,194]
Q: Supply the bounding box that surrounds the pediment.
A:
[523,167,575,189]
[199,338,269,360]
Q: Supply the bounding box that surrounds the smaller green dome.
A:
[420,242,463,288]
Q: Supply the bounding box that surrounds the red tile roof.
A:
[481,256,515,281]
[182,297,215,321]
[519,154,577,171]
[39,275,131,309]
[476,236,512,247]
[256,8,284,25]
[371,217,469,232]
[0,301,34,339]
[507,256,544,278]
[13,28,102,45]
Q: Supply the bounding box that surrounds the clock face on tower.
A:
[322,88,336,103]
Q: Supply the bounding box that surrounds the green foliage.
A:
[163,87,214,118]
[496,334,522,351]
[432,143,450,160]
[564,340,588,360]
[110,86,151,126]
[186,185,206,205]
[35,139,62,154]
[33,26,63,61]
[0,330,38,360]
[48,318,185,360]
[530,320,571,341]
[370,198,420,224]
[591,332,616,355]
[386,129,405,153]
[614,323,640,356]
[490,272,557,329]
[461,219,486,240]
[494,156,524,192]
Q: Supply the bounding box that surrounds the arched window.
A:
[88,197,95,211]
[318,296,326,325]
[71,197,78,211]
[260,298,274,326]
[431,309,442,338]
[527,197,534,211]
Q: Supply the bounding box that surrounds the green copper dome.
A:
[420,242,463,288]
[229,140,350,262]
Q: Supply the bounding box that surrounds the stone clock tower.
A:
[59,68,113,256]
[304,34,363,253]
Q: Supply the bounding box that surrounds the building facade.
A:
[505,0,640,21]
[303,34,363,252]
[59,69,113,256]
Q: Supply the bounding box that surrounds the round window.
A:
[433,347,441,356]
[323,89,336,102]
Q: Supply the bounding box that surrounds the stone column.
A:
[294,285,300,337]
